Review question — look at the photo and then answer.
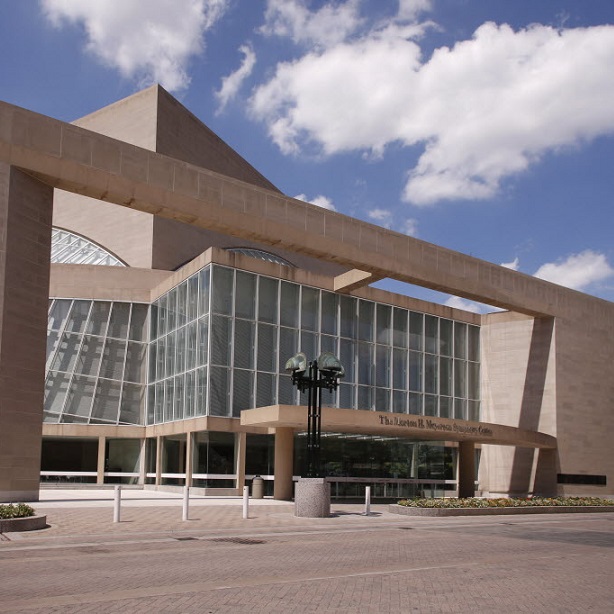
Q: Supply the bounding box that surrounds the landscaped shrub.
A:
[0,503,36,519]
[397,496,614,509]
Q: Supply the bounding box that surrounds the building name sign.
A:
[378,415,493,438]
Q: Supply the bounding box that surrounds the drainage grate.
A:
[209,537,265,545]
[398,527,414,530]
[174,536,198,541]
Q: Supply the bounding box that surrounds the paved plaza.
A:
[0,489,613,613]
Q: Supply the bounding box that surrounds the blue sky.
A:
[2,0,614,310]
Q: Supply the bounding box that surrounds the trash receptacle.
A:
[252,475,264,499]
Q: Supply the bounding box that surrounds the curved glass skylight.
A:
[226,247,294,268]
[51,228,126,267]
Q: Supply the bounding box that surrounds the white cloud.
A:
[261,0,363,49]
[533,250,614,291]
[368,208,392,227]
[397,0,433,22]
[250,19,614,204]
[215,45,256,112]
[403,218,418,237]
[444,296,485,314]
[41,0,228,91]
[501,257,520,271]
[294,193,336,211]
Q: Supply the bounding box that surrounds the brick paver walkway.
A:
[1,493,613,612]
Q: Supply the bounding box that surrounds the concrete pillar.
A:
[274,427,294,501]
[96,436,106,485]
[185,432,193,487]
[138,438,146,485]
[155,436,163,486]
[458,441,476,498]
[0,163,53,502]
[234,432,246,493]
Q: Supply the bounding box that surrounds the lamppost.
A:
[285,352,344,478]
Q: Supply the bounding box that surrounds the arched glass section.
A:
[51,228,126,267]
[225,247,294,268]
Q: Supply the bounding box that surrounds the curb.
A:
[0,515,47,533]
[389,505,614,517]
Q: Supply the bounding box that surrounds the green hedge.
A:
[398,496,614,509]
[0,503,36,519]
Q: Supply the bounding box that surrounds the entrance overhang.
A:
[241,405,557,449]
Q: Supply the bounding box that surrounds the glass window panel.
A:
[235,271,256,320]
[468,325,480,362]
[197,316,209,366]
[409,312,423,351]
[440,319,453,357]
[165,331,176,377]
[338,383,354,408]
[212,266,234,315]
[150,304,159,340]
[147,385,155,425]
[155,337,166,381]
[119,383,144,425]
[108,302,130,339]
[257,323,277,372]
[376,304,392,345]
[357,385,373,410]
[175,326,187,374]
[409,392,422,414]
[64,375,96,418]
[439,357,452,397]
[195,367,207,416]
[48,299,72,331]
[375,344,390,388]
[358,300,374,342]
[129,304,148,341]
[185,321,198,371]
[392,390,407,414]
[454,322,467,359]
[99,338,127,380]
[320,334,336,355]
[75,335,104,376]
[340,295,357,339]
[44,371,70,414]
[234,319,255,369]
[187,275,199,323]
[166,289,177,333]
[357,342,373,386]
[258,277,278,324]
[300,331,317,362]
[256,372,276,407]
[375,388,390,413]
[211,315,232,366]
[424,353,437,394]
[163,379,174,422]
[86,302,111,337]
[157,295,168,338]
[125,342,146,383]
[454,359,467,398]
[65,300,91,333]
[232,369,254,417]
[198,267,210,316]
[280,282,299,327]
[184,371,195,418]
[467,400,480,422]
[468,362,480,400]
[50,333,81,373]
[301,287,319,332]
[209,366,229,416]
[392,348,408,390]
[321,292,338,335]
[174,375,184,420]
[424,394,437,417]
[408,351,423,392]
[393,308,408,348]
[424,315,438,354]
[90,378,122,422]
[278,327,298,372]
[154,381,164,423]
[454,398,467,420]
[46,330,60,366]
[278,374,297,405]
[339,338,355,383]
[176,282,188,328]
[439,396,452,419]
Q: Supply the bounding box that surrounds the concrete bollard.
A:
[113,484,121,523]
[243,485,249,519]
[364,485,371,516]
[182,485,190,521]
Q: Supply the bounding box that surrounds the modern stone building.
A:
[0,86,611,503]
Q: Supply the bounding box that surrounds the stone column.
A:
[155,436,163,486]
[96,436,106,485]
[138,438,146,485]
[458,441,476,498]
[273,427,294,500]
[234,431,246,493]
[0,163,53,502]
